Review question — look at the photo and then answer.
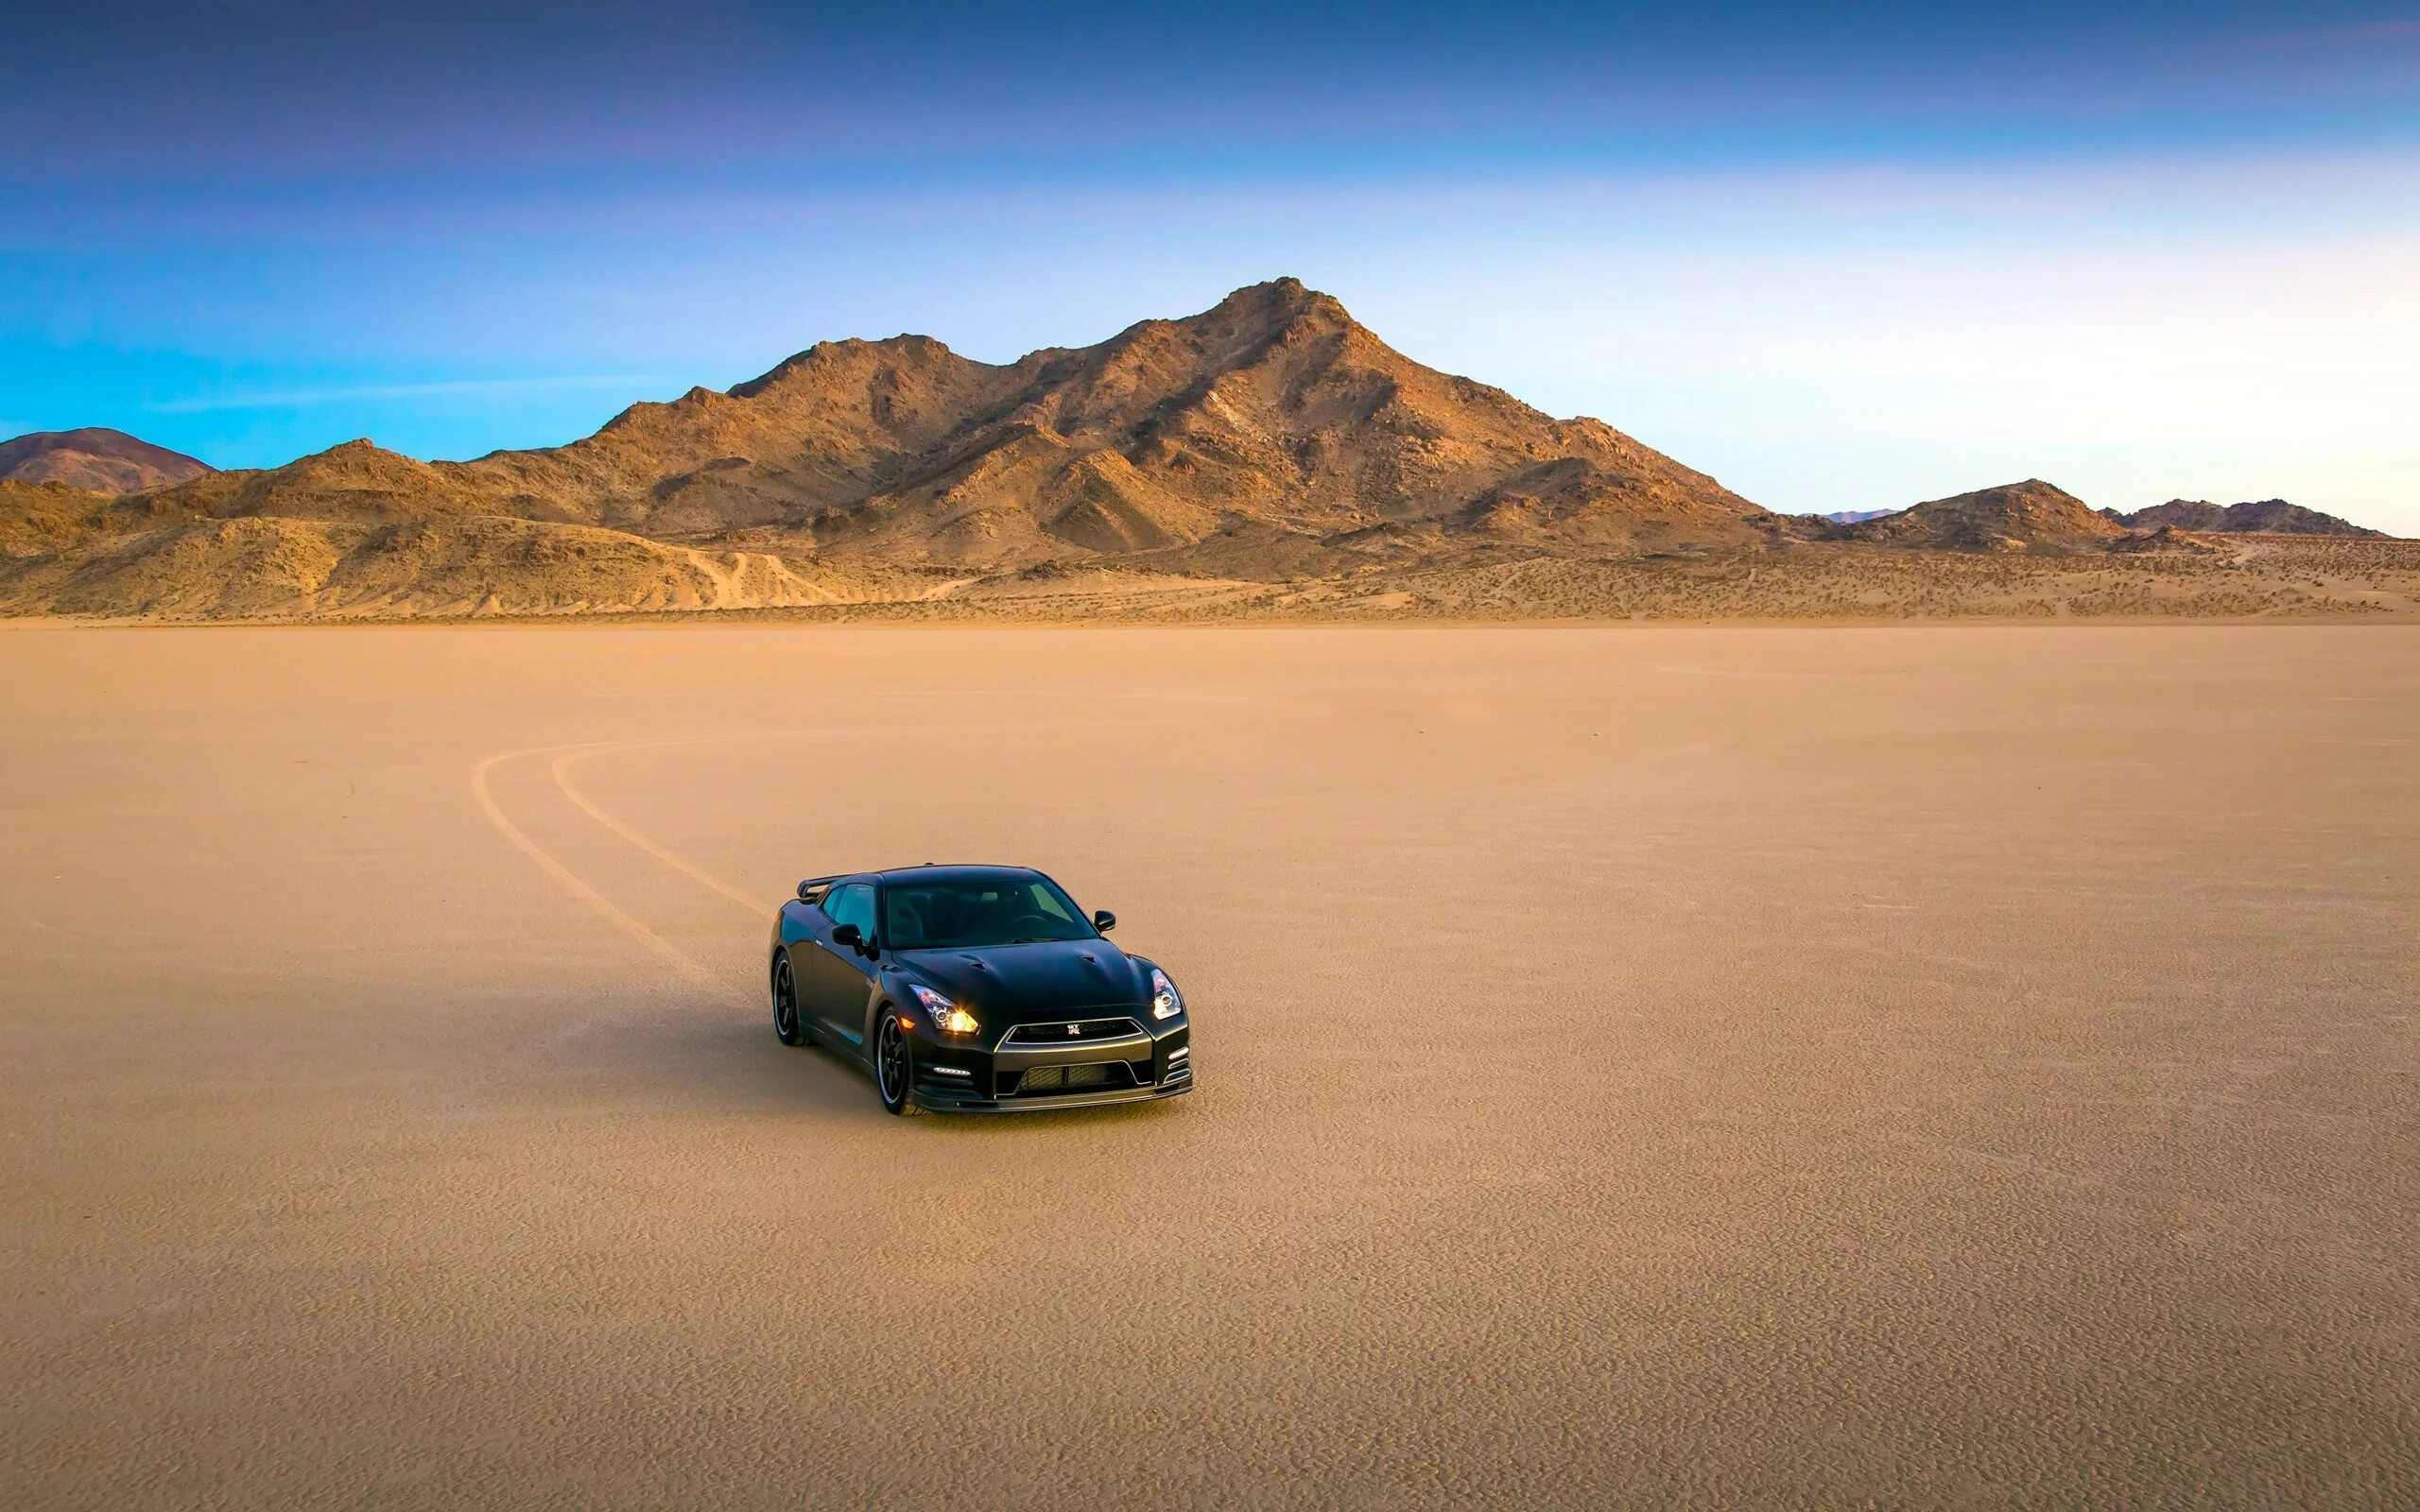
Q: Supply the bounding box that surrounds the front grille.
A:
[1004,1061,1140,1096]
[1003,1017,1144,1044]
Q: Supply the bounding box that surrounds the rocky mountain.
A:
[1821,508,1903,524]
[0,428,213,494]
[1835,479,2129,553]
[9,282,2395,620]
[2105,498,2383,537]
[162,279,1770,570]
[0,281,1789,615]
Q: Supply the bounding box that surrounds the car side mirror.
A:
[830,922,863,950]
[1092,909,1116,934]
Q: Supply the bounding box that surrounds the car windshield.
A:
[882,873,1097,951]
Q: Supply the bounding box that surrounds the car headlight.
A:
[1150,968,1184,1021]
[909,984,979,1036]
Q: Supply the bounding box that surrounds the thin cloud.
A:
[2245,18,2420,48]
[147,374,666,413]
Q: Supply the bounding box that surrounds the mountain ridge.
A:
[3,281,2407,619]
[9,280,1775,606]
[2104,498,2381,537]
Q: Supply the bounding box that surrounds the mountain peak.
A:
[0,427,214,494]
[1194,277,1353,335]
[1837,478,2125,553]
[727,332,972,403]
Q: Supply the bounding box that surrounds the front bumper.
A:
[908,1015,1191,1113]
[908,1074,1191,1114]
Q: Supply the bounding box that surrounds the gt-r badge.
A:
[1066,1023,1080,1036]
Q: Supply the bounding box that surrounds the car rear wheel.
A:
[771,954,804,1047]
[875,1013,923,1116]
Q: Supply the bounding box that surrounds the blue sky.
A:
[5,1,2416,529]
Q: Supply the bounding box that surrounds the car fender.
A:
[856,973,895,1060]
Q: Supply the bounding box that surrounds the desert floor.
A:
[4,625,2415,1508]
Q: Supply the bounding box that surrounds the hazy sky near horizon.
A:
[5,1,2417,529]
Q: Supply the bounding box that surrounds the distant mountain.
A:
[1834,480,2127,553]
[148,279,1768,572]
[2105,498,2384,538]
[9,284,2399,620]
[1,280,1786,615]
[1822,508,1903,524]
[0,428,213,494]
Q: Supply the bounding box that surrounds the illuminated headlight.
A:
[909,984,979,1037]
[1149,968,1184,1021]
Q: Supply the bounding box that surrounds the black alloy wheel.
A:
[772,954,804,1046]
[875,1014,923,1116]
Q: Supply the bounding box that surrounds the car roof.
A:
[868,863,1045,885]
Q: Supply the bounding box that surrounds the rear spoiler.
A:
[794,874,840,904]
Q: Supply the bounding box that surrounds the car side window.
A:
[826,884,875,939]
[1027,882,1076,923]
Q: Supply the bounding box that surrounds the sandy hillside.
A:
[3,626,2415,1507]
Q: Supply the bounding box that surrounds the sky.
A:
[5,1,2417,530]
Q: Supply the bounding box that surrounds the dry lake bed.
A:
[4,625,2414,1507]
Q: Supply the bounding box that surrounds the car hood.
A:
[892,937,1149,1022]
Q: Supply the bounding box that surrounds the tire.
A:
[771,953,805,1047]
[874,1012,925,1116]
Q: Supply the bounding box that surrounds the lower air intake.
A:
[1010,1062,1134,1096]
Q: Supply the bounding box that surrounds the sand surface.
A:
[4,625,2415,1508]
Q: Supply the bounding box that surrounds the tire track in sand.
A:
[549,747,766,922]
[473,728,938,984]
[476,712,1184,983]
[470,741,727,991]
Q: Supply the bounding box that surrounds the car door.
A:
[806,880,880,1056]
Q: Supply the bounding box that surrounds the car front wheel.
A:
[771,954,804,1047]
[875,1013,923,1116]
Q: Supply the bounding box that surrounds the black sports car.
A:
[768,864,1192,1114]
